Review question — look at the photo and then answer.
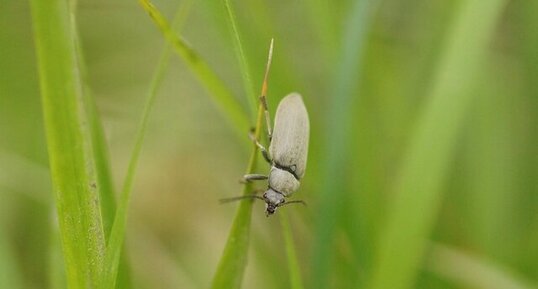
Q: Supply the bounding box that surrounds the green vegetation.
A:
[0,0,536,289]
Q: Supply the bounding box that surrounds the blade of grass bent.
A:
[223,0,257,120]
[368,1,508,289]
[30,0,106,287]
[210,40,273,289]
[101,4,192,289]
[139,0,250,140]
[311,0,380,288]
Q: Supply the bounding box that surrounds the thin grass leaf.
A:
[100,4,191,289]
[74,33,116,240]
[30,0,106,287]
[279,211,305,289]
[139,0,250,140]
[222,0,257,120]
[73,24,134,289]
[427,243,537,289]
[209,161,257,289]
[210,39,274,289]
[311,0,380,288]
[368,1,508,289]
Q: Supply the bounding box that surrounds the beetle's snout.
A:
[265,204,277,217]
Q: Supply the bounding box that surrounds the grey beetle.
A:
[222,93,310,216]
[245,93,310,216]
[221,40,309,216]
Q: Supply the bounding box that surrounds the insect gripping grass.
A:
[222,93,310,216]
[221,40,310,216]
[258,92,311,213]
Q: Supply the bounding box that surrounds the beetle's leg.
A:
[240,174,268,184]
[260,95,273,141]
[220,189,265,203]
[248,130,272,163]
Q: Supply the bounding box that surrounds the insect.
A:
[221,40,310,216]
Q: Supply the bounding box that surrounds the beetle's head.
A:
[263,189,285,216]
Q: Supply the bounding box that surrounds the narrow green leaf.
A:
[139,0,250,140]
[368,1,508,289]
[279,211,305,289]
[222,0,257,120]
[30,0,106,287]
[73,23,134,289]
[101,4,192,289]
[210,40,273,289]
[209,173,257,289]
[311,0,380,288]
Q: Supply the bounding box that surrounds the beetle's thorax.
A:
[268,166,300,196]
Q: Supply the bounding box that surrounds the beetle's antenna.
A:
[279,200,307,207]
[219,195,264,204]
[260,38,274,140]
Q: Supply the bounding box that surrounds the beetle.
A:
[244,92,310,216]
[221,39,309,216]
[222,92,310,216]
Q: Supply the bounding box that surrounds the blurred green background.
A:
[1,0,537,288]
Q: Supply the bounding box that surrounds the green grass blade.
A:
[73,26,134,289]
[139,0,250,139]
[100,4,191,289]
[210,40,273,289]
[210,98,265,289]
[222,0,257,120]
[72,10,117,240]
[279,211,305,289]
[311,0,380,287]
[209,176,256,289]
[30,0,106,287]
[367,1,508,289]
[427,243,537,289]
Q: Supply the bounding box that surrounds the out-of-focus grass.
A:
[102,3,192,289]
[1,0,537,289]
[279,211,304,289]
[222,0,256,120]
[368,1,508,289]
[30,0,106,287]
[0,230,22,289]
[311,0,380,288]
[139,0,250,141]
[427,243,537,289]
